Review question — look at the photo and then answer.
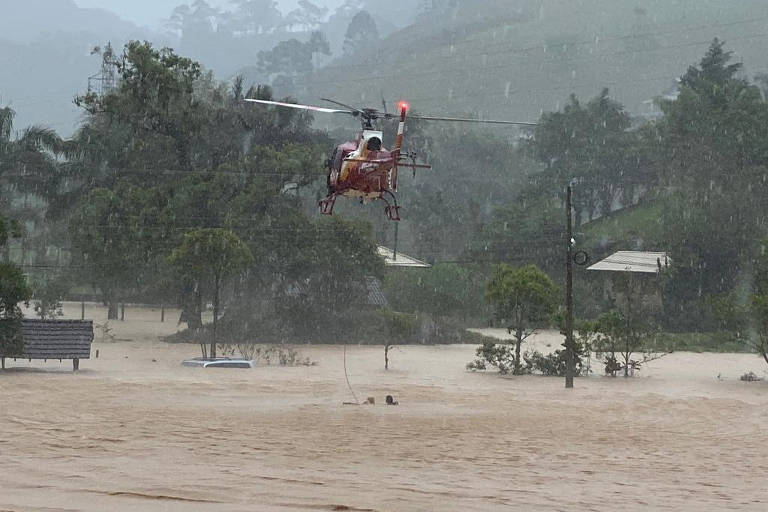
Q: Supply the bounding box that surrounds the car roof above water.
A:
[181,358,253,368]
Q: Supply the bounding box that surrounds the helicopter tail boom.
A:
[390,103,408,191]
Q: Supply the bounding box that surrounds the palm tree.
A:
[0,106,62,263]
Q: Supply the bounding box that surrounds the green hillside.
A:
[302,0,768,121]
[580,200,665,251]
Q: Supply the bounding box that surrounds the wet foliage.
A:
[4,35,768,367]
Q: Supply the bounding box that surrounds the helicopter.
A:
[245,97,536,221]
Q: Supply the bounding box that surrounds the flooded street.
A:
[1,306,766,511]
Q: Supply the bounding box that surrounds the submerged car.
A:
[181,358,254,368]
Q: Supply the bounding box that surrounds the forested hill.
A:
[303,0,768,121]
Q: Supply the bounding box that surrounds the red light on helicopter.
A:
[398,101,410,112]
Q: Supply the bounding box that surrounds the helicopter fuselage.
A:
[327,129,396,200]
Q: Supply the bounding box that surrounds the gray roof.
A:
[588,251,670,274]
[377,246,431,268]
[12,320,94,359]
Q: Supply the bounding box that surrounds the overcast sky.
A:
[74,0,345,28]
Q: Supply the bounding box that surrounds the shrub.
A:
[467,342,529,375]
[524,347,588,377]
[222,342,315,366]
[468,340,588,377]
[740,371,763,382]
[32,275,70,320]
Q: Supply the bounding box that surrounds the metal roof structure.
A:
[1,320,94,371]
[20,319,94,359]
[587,251,670,274]
[0,320,94,359]
[377,246,432,268]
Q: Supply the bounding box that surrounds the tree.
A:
[749,295,768,367]
[285,0,328,29]
[257,31,330,86]
[0,106,61,185]
[0,208,21,262]
[0,106,62,263]
[69,187,155,319]
[384,264,487,321]
[657,38,768,198]
[65,41,339,343]
[379,308,418,369]
[75,41,203,173]
[392,116,529,263]
[0,209,30,363]
[343,10,379,55]
[0,261,31,361]
[585,273,665,377]
[470,198,563,273]
[585,310,658,377]
[228,0,282,35]
[169,0,222,37]
[168,228,253,358]
[527,89,646,224]
[484,264,559,374]
[32,275,69,320]
[654,40,768,328]
[274,216,384,340]
[659,192,754,330]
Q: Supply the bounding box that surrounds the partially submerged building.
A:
[588,251,670,311]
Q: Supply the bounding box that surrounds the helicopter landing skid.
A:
[382,191,401,221]
[318,194,338,215]
[384,205,401,221]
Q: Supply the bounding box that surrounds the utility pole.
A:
[393,222,399,261]
[565,185,575,388]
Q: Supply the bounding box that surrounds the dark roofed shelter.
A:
[1,320,94,371]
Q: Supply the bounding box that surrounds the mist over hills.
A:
[5,0,768,136]
[302,0,768,123]
[0,0,165,135]
[0,0,419,135]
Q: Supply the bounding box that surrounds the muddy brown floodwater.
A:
[1,303,767,511]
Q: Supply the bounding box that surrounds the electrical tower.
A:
[87,42,118,96]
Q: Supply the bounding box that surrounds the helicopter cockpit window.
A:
[367,137,382,152]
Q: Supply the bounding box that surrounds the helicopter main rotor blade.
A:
[320,98,367,115]
[407,114,537,126]
[245,99,355,115]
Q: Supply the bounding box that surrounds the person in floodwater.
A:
[386,395,398,406]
